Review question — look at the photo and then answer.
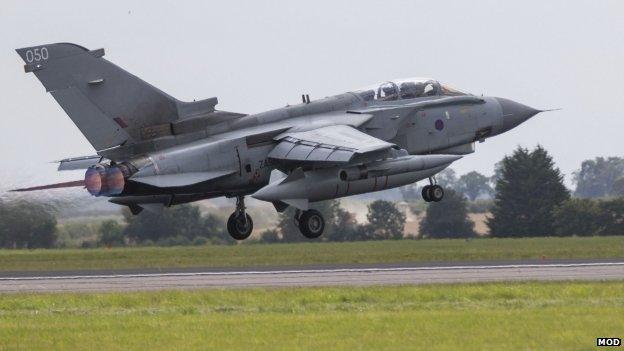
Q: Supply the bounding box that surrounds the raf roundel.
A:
[435,119,444,131]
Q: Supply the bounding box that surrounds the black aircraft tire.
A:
[227,213,253,240]
[429,185,444,202]
[421,185,432,202]
[298,209,325,239]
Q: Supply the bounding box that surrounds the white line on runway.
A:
[2,262,623,281]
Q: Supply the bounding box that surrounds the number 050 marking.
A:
[25,47,49,63]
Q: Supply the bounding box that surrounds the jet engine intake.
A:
[339,165,368,181]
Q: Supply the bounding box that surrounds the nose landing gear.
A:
[294,209,325,239]
[227,196,254,240]
[422,177,444,202]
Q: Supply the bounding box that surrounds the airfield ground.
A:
[0,236,622,272]
[0,281,622,350]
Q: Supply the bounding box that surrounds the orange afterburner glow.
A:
[84,164,127,196]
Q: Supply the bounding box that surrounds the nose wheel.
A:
[227,196,253,240]
[295,209,325,239]
[422,177,444,202]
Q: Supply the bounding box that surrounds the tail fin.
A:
[16,43,209,151]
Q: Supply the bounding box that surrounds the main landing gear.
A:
[226,195,326,240]
[227,196,253,240]
[294,209,325,239]
[422,177,444,202]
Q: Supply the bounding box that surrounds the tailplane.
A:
[16,43,218,152]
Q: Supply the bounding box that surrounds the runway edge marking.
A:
[1,262,623,281]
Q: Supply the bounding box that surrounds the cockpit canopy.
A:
[352,78,468,102]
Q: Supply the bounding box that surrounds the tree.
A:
[399,184,420,202]
[202,213,232,245]
[0,200,57,249]
[366,200,406,240]
[597,198,624,235]
[552,199,602,236]
[124,204,223,243]
[98,220,125,247]
[419,190,475,238]
[258,229,280,244]
[278,200,342,242]
[612,177,624,197]
[488,146,570,237]
[436,168,459,189]
[457,171,493,201]
[573,157,624,198]
[326,207,361,242]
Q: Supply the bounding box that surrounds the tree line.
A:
[422,146,624,239]
[0,147,622,248]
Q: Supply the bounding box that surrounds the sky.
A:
[1,0,623,194]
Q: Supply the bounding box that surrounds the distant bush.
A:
[552,197,624,236]
[156,235,191,247]
[123,205,227,244]
[98,220,125,247]
[552,198,602,236]
[407,201,426,216]
[466,199,493,214]
[258,229,280,244]
[141,239,155,247]
[0,200,57,249]
[192,236,208,246]
[56,222,99,248]
[326,208,362,242]
[80,240,97,249]
[573,156,624,198]
[457,171,494,201]
[420,190,475,239]
[596,197,624,236]
[366,200,406,240]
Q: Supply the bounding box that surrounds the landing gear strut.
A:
[295,209,325,239]
[227,196,253,240]
[422,177,444,202]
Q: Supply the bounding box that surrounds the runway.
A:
[1,260,623,293]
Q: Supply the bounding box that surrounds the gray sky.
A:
[1,0,623,192]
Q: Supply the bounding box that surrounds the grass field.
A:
[0,236,622,272]
[0,281,621,350]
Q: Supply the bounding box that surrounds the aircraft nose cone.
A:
[496,97,541,130]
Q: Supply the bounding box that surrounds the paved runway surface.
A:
[1,260,623,293]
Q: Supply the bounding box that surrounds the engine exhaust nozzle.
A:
[84,163,132,197]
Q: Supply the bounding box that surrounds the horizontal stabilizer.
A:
[57,155,103,171]
[129,170,236,188]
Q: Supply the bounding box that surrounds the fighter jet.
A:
[13,43,544,240]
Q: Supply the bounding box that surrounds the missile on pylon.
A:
[252,154,461,209]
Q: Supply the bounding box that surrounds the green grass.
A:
[0,281,622,350]
[0,236,622,272]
